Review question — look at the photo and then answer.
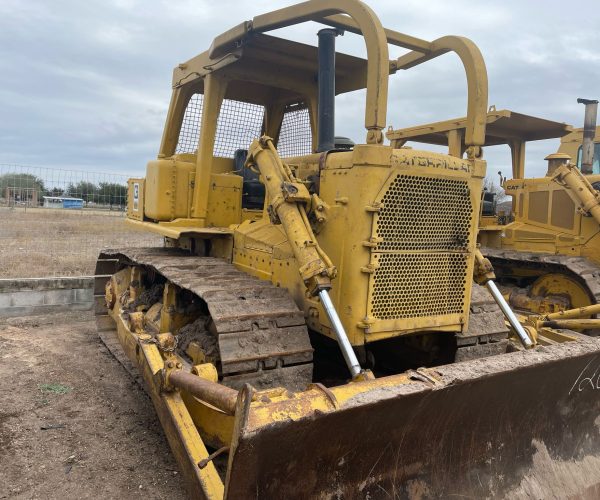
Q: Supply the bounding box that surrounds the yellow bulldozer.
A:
[485,99,600,320]
[95,1,600,497]
[389,99,600,324]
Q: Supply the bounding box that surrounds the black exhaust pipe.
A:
[316,29,340,153]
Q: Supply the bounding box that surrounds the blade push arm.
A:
[246,136,335,295]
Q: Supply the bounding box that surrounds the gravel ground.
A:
[0,310,187,499]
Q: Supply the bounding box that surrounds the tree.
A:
[66,181,98,202]
[47,187,65,197]
[483,176,508,202]
[0,172,45,205]
[97,182,128,208]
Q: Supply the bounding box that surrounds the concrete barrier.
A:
[0,276,95,317]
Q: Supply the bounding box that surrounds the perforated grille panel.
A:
[277,102,312,158]
[176,94,204,154]
[371,174,473,321]
[376,175,472,251]
[371,253,468,320]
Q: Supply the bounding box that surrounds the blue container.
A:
[63,198,84,209]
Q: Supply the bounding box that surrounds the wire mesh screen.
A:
[0,164,162,278]
[176,93,204,154]
[213,99,265,158]
[277,102,312,157]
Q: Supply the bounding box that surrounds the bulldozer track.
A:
[483,248,600,305]
[453,283,510,361]
[94,247,313,392]
[463,284,510,341]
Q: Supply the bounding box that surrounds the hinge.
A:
[357,316,376,329]
[365,202,383,213]
[360,263,379,274]
[362,237,383,248]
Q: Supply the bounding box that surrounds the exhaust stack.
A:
[577,98,598,174]
[316,29,340,152]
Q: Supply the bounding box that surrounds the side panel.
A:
[144,159,194,221]
[205,173,242,227]
[127,178,144,221]
[500,177,594,255]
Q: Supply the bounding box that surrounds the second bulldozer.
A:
[94,2,600,498]
[486,100,600,319]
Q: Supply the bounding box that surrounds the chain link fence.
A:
[0,164,162,278]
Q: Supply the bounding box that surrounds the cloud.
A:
[0,0,598,180]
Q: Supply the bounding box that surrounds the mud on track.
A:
[0,310,186,499]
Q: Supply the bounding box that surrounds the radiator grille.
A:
[376,175,472,251]
[371,253,468,320]
[371,174,473,321]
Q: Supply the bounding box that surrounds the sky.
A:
[1,0,599,180]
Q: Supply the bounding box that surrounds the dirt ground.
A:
[0,207,161,279]
[0,310,187,499]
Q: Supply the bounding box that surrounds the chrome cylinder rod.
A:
[318,289,362,377]
[485,280,533,348]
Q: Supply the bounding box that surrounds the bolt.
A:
[176,362,182,369]
[317,205,324,211]
[167,361,174,369]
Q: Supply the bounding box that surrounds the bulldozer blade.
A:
[225,338,600,499]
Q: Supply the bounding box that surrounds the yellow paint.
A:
[144,159,194,220]
[110,306,225,497]
[498,168,600,266]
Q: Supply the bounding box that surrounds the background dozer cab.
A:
[95,1,600,497]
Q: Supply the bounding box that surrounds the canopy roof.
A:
[173,33,372,105]
[387,109,573,147]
